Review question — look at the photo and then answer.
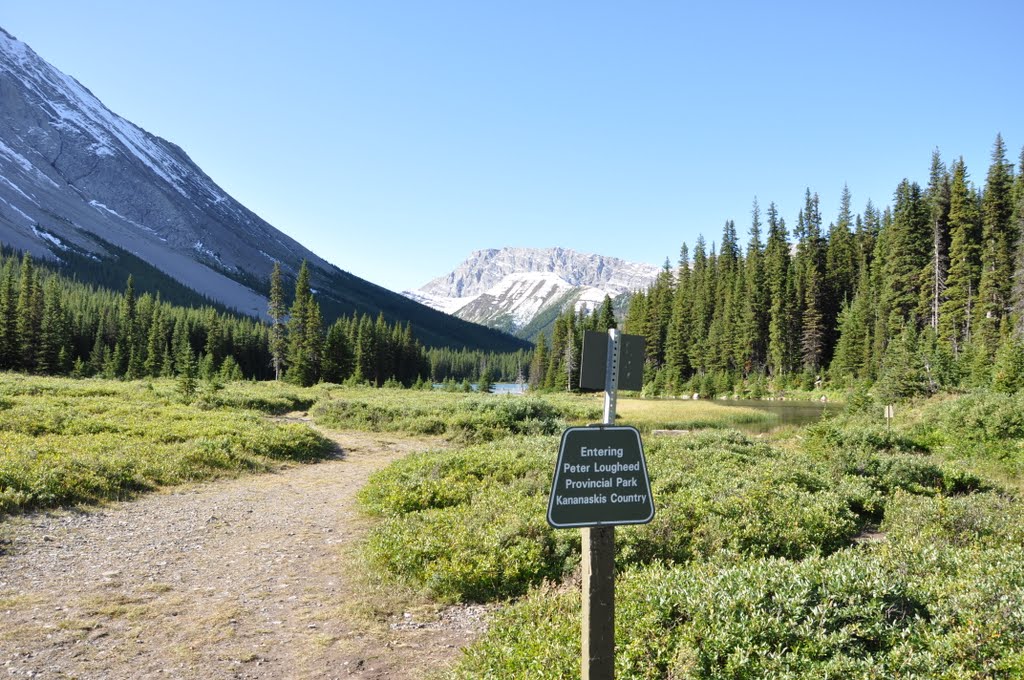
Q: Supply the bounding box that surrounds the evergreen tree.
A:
[976,134,1016,354]
[286,261,317,386]
[477,366,495,393]
[939,157,982,353]
[764,203,793,377]
[528,334,548,389]
[268,261,287,380]
[921,150,951,331]
[354,314,377,384]
[795,190,827,371]
[688,236,714,372]
[143,301,165,377]
[0,259,17,369]
[825,185,858,357]
[15,255,40,371]
[596,295,617,331]
[830,290,871,384]
[1013,145,1024,325]
[175,328,197,400]
[322,319,354,384]
[37,277,66,375]
[882,180,930,332]
[992,333,1024,393]
[875,324,930,402]
[663,243,693,391]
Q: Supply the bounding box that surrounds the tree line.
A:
[528,294,618,391]
[622,134,1024,400]
[0,254,436,388]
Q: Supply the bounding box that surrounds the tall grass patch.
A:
[615,398,777,433]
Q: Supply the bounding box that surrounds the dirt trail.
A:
[0,425,484,679]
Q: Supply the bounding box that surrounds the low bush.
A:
[0,376,333,516]
[312,390,595,442]
[359,430,891,602]
[454,544,1024,678]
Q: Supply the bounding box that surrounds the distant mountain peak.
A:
[405,246,659,337]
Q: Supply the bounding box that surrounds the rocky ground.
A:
[0,423,486,679]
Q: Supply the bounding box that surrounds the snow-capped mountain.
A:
[0,27,526,351]
[404,247,660,337]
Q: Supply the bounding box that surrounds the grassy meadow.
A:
[346,389,1024,678]
[0,375,333,515]
[6,374,1024,677]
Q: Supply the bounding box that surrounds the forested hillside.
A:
[619,135,1024,399]
[0,253,433,387]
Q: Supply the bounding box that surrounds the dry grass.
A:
[614,397,776,431]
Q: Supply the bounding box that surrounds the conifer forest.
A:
[606,135,1024,400]
[2,135,1022,399]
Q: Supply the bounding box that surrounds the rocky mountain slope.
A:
[404,247,660,337]
[0,27,525,351]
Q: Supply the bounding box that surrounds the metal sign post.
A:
[584,328,620,679]
[549,328,652,680]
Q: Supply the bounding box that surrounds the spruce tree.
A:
[596,295,617,331]
[322,320,353,384]
[882,180,930,332]
[15,254,39,371]
[764,203,792,377]
[795,190,827,372]
[1013,145,1024,325]
[286,261,314,385]
[921,150,951,331]
[528,334,548,389]
[663,243,693,391]
[268,261,287,380]
[37,277,66,375]
[975,134,1015,355]
[825,185,858,357]
[355,314,377,384]
[992,333,1024,393]
[143,302,165,377]
[0,259,17,369]
[175,329,197,400]
[939,157,982,353]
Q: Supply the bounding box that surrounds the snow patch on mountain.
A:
[404,247,659,335]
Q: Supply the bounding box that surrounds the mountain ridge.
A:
[0,27,527,351]
[404,247,660,337]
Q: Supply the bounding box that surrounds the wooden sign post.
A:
[548,329,653,679]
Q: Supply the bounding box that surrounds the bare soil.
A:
[0,422,486,679]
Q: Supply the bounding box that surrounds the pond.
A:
[432,382,528,394]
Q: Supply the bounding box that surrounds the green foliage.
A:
[0,375,332,516]
[312,390,589,443]
[455,502,1024,678]
[625,135,1024,396]
[923,391,1024,445]
[352,390,1024,674]
[357,421,977,604]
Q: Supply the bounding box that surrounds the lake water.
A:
[432,382,528,394]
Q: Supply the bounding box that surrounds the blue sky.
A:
[5,2,1023,293]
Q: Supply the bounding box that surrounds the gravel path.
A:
[0,426,485,679]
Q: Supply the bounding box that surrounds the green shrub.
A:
[455,543,1024,678]
[366,487,578,602]
[0,376,333,516]
[312,392,587,442]
[926,391,1024,444]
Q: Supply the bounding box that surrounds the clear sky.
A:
[4,2,1023,293]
